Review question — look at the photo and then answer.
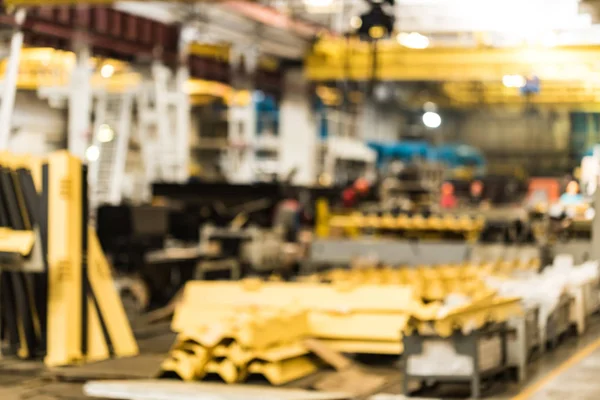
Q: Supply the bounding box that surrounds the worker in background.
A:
[559,180,584,206]
[468,180,485,206]
[342,177,371,208]
[440,182,457,209]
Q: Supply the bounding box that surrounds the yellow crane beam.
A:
[306,38,600,84]
[443,81,600,105]
[2,47,251,104]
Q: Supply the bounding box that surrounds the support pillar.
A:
[68,46,92,160]
[174,64,191,183]
[0,9,26,150]
[227,45,258,183]
[279,68,317,186]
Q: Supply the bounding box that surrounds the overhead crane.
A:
[443,81,600,106]
[306,38,600,83]
[305,37,600,107]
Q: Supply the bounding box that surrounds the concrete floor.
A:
[2,321,600,400]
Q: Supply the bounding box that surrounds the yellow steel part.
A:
[175,282,415,326]
[161,350,204,382]
[309,312,409,342]
[45,151,83,367]
[248,356,319,386]
[88,228,139,358]
[85,298,110,363]
[173,309,309,349]
[407,297,523,338]
[324,213,485,239]
[315,198,330,238]
[306,38,600,83]
[45,152,82,364]
[0,229,35,256]
[211,341,309,367]
[205,358,244,384]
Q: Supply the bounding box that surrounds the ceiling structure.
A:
[4,0,600,106]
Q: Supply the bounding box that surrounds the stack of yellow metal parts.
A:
[306,265,486,301]
[326,213,485,240]
[303,261,540,301]
[171,277,523,362]
[161,308,320,385]
[405,293,522,338]
[172,280,415,357]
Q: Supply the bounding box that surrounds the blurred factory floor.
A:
[2,320,600,400]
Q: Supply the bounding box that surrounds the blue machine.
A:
[254,91,279,136]
[432,144,486,170]
[367,141,432,168]
[367,141,486,174]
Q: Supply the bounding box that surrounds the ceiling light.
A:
[97,124,114,143]
[85,145,100,162]
[397,32,430,49]
[423,111,442,128]
[350,16,363,29]
[502,74,526,88]
[424,101,437,112]
[100,64,115,79]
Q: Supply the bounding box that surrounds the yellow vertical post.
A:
[45,151,83,367]
[88,228,138,358]
[315,198,330,238]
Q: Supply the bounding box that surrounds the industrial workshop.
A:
[2,0,600,399]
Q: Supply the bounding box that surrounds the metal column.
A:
[68,46,92,160]
[0,9,26,150]
[227,45,258,183]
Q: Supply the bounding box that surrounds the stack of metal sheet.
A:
[324,212,486,241]
[160,309,320,385]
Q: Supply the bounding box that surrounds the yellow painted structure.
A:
[306,38,600,107]
[2,47,252,105]
[306,39,600,83]
[0,151,137,366]
[172,278,522,357]
[319,210,485,241]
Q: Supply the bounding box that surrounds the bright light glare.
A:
[424,101,437,112]
[502,74,526,88]
[100,64,115,79]
[423,111,442,128]
[397,32,430,49]
[350,16,362,29]
[97,124,114,143]
[85,145,100,162]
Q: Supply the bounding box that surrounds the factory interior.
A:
[6,0,600,399]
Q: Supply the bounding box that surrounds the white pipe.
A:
[0,8,26,150]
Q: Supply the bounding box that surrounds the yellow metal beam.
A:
[306,38,600,83]
[443,81,600,105]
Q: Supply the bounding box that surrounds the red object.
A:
[342,188,357,208]
[528,178,560,203]
[440,194,457,209]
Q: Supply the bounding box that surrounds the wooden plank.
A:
[83,380,352,400]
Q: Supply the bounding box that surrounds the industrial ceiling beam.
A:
[306,38,600,83]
